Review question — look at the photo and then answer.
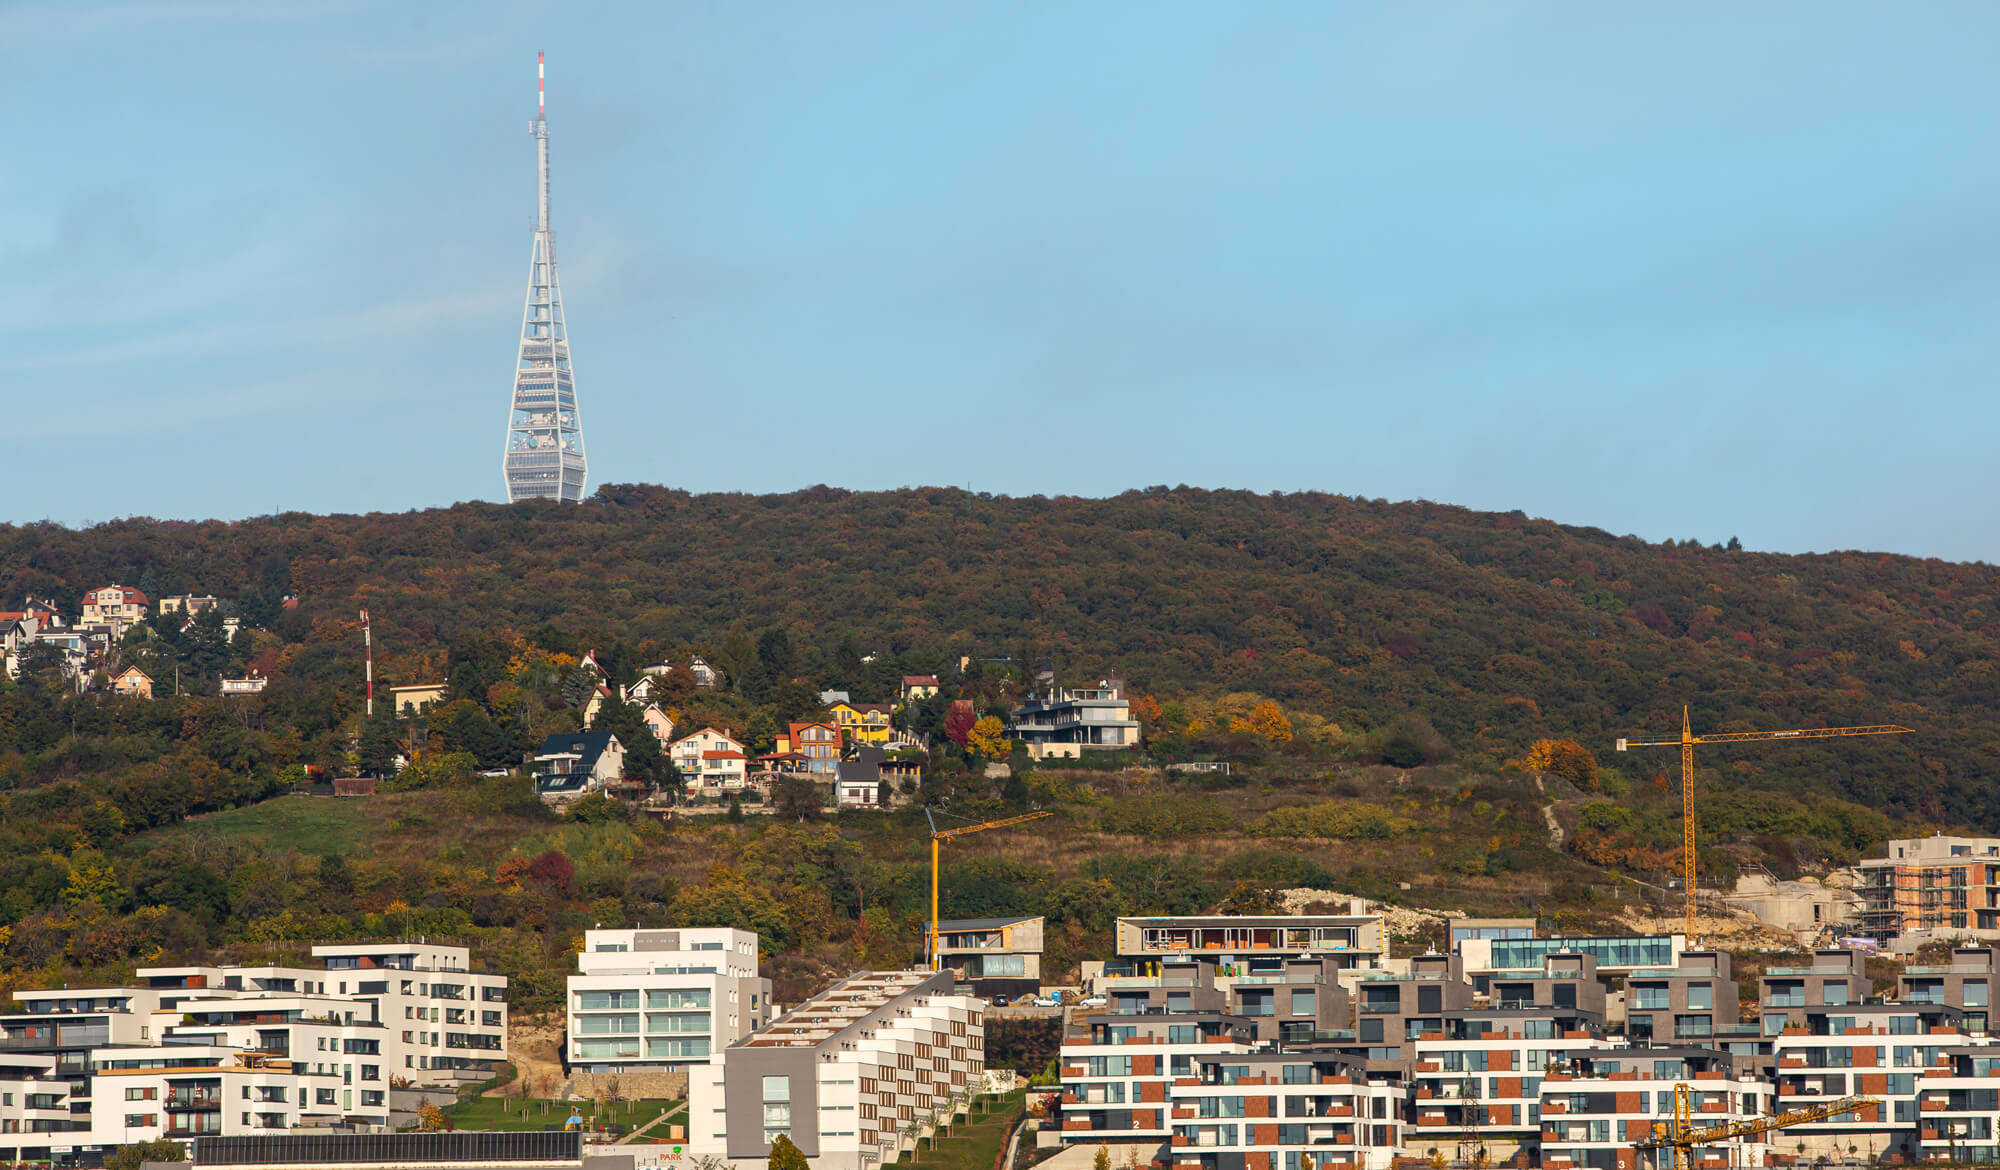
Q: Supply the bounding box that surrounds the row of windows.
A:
[574,1037,712,1060]
[575,989,712,1011]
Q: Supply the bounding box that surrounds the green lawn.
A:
[894,1089,1027,1170]
[445,1095,682,1135]
[128,794,379,856]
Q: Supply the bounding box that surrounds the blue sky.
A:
[10,2,1999,560]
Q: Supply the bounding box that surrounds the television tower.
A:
[501,51,589,503]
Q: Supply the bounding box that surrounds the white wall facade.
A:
[567,927,769,1070]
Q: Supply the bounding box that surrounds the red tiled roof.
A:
[902,675,939,686]
[703,750,746,760]
[84,585,149,606]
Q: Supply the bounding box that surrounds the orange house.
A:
[776,722,842,776]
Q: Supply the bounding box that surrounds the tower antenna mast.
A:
[501,51,589,502]
[360,609,373,718]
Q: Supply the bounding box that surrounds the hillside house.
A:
[835,754,886,809]
[157,594,220,616]
[901,674,940,701]
[219,669,269,696]
[390,682,449,716]
[828,701,895,745]
[80,584,148,632]
[640,704,676,747]
[778,721,842,775]
[672,727,750,795]
[110,665,154,699]
[1006,678,1141,760]
[534,731,626,802]
[928,915,1044,999]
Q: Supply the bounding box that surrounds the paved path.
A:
[617,1103,688,1145]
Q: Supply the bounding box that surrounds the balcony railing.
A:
[166,1095,221,1111]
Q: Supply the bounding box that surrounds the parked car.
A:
[1077,995,1106,1008]
[1031,995,1062,1008]
[989,994,1011,1007]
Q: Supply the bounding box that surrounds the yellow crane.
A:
[1637,1086,1879,1170]
[925,807,1053,971]
[1615,708,1912,940]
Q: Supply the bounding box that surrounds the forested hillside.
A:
[2,483,1992,1002]
[2,484,1988,821]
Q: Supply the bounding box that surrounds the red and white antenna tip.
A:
[537,52,545,116]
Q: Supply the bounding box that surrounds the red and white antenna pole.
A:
[538,50,545,118]
[360,609,374,718]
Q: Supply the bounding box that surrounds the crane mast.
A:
[926,808,1053,971]
[1615,709,1911,939]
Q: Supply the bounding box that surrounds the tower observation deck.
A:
[502,52,588,503]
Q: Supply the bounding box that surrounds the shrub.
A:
[1249,802,1415,840]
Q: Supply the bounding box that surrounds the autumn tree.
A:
[943,700,977,747]
[769,1134,809,1170]
[1517,738,1600,791]
[1248,700,1293,744]
[966,716,1009,759]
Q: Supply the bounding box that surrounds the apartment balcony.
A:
[166,1095,222,1111]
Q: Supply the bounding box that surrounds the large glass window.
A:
[1823,982,1851,1006]
[1291,990,1317,1017]
[1968,981,1990,1008]
[576,1015,639,1034]
[985,955,1027,977]
[1633,987,1669,1011]
[576,991,639,1011]
[646,1037,710,1059]
[1686,985,1713,1010]
[575,1039,640,1059]
[646,988,711,1010]
[647,1013,711,1034]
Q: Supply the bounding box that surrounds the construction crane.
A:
[1637,1086,1879,1170]
[926,807,1053,971]
[1615,708,1912,940]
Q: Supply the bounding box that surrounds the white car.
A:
[1077,995,1106,1008]
[1032,995,1062,1008]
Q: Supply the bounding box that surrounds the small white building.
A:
[567,927,770,1071]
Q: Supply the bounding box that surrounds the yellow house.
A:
[827,701,895,745]
[389,682,449,716]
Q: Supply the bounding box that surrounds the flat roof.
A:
[1120,915,1379,926]
[936,916,1041,931]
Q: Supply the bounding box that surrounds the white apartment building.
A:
[143,943,508,1081]
[1537,1046,1775,1170]
[0,944,506,1166]
[1411,1017,1609,1163]
[1915,1045,2000,1164]
[1172,1050,1406,1170]
[1769,1004,1966,1158]
[0,1053,75,1153]
[687,970,985,1170]
[567,927,769,1070]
